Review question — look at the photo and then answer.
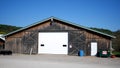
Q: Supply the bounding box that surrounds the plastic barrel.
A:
[78,50,84,57]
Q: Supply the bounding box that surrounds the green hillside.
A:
[0,24,22,34]
[90,27,113,35]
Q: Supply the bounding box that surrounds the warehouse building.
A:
[4,17,115,56]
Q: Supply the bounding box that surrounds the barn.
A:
[4,17,115,56]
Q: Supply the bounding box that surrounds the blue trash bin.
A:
[78,50,84,57]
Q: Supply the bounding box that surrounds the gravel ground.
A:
[0,54,120,68]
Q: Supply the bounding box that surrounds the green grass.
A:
[112,51,120,57]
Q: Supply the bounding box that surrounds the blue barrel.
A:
[78,50,84,57]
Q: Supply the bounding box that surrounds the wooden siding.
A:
[5,20,111,55]
[0,39,5,50]
[85,31,111,55]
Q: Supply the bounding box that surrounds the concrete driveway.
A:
[0,54,120,68]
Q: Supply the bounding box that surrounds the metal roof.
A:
[0,34,5,41]
[4,16,116,38]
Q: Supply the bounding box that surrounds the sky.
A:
[0,0,120,31]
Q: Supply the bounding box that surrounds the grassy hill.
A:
[0,24,22,34]
[90,27,114,35]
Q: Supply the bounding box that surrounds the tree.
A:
[112,30,120,52]
[0,24,21,34]
[90,27,113,35]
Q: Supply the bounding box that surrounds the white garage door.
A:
[38,32,68,54]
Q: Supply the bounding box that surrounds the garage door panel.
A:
[38,32,68,54]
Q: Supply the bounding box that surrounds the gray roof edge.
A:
[4,16,116,38]
[4,17,52,37]
[53,17,116,38]
[0,34,5,40]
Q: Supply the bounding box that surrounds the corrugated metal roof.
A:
[4,16,116,38]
